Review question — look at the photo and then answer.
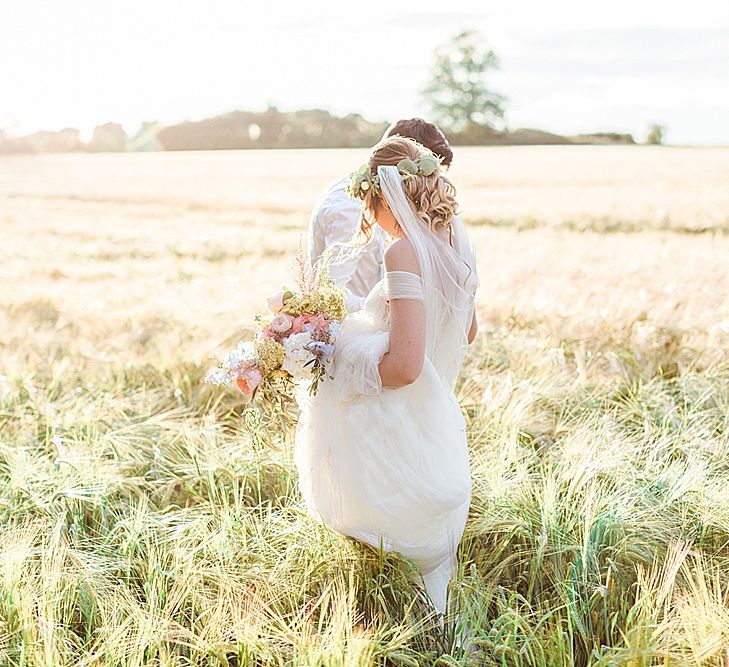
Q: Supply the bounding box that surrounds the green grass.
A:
[2,146,729,664]
[1,311,728,666]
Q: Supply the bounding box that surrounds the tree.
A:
[423,30,506,133]
[87,123,127,152]
[646,124,665,145]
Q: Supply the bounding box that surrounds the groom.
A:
[308,118,454,312]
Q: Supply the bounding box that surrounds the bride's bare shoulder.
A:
[384,237,420,274]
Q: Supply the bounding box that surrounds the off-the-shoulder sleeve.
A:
[382,271,424,302]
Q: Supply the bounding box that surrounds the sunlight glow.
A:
[3,0,729,144]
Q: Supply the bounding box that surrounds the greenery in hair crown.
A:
[345,164,381,200]
[344,153,442,200]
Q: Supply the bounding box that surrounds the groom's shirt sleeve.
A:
[308,178,377,307]
[308,178,358,265]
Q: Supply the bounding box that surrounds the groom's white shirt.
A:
[308,176,385,312]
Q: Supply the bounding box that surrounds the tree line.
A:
[2,30,660,154]
[0,105,640,154]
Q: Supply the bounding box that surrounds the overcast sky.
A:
[4,0,729,144]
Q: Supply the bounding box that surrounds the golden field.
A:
[1,146,728,666]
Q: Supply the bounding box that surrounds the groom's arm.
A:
[308,180,358,266]
[321,205,367,312]
[319,197,370,312]
[322,204,361,282]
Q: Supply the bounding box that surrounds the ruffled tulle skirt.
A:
[294,321,471,576]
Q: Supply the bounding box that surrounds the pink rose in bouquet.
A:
[235,362,262,397]
[269,313,294,334]
[261,313,295,343]
[292,313,330,335]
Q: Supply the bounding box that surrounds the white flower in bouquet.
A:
[222,341,256,369]
[307,340,335,360]
[204,367,230,386]
[281,331,316,379]
[205,341,257,385]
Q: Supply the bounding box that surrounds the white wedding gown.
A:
[294,166,479,614]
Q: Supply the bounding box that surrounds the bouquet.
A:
[204,260,347,400]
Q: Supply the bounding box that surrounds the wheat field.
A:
[1,146,729,666]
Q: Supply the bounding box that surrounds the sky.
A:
[3,0,729,145]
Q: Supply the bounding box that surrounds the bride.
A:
[294,136,479,615]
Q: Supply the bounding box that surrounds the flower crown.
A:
[344,153,441,201]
